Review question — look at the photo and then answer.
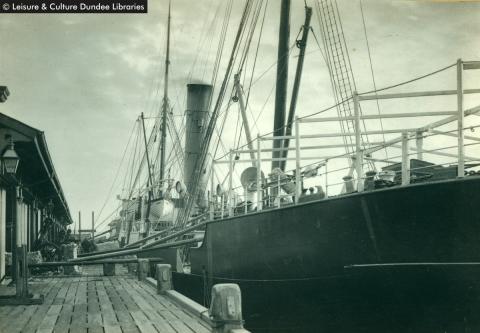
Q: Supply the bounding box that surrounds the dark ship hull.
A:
[172,176,480,332]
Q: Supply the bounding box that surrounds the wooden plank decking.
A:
[0,271,211,333]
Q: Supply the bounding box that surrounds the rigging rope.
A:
[95,120,138,225]
[359,62,457,96]
[211,0,234,90]
[126,120,141,196]
[233,0,268,156]
[214,55,459,163]
[176,0,254,229]
[316,0,354,155]
[245,0,268,111]
[359,0,388,158]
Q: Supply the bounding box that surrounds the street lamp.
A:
[2,140,19,175]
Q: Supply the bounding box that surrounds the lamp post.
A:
[0,139,43,305]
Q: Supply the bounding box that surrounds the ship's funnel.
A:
[184,83,213,207]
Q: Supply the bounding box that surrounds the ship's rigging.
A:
[91,0,480,251]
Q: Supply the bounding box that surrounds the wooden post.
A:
[62,243,79,275]
[155,264,172,294]
[353,92,364,192]
[0,190,42,305]
[103,263,115,276]
[137,259,149,281]
[402,132,410,185]
[415,131,424,160]
[78,211,81,241]
[228,150,234,217]
[294,116,301,204]
[15,198,23,296]
[256,135,263,211]
[457,58,465,178]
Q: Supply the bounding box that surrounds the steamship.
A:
[92,1,480,332]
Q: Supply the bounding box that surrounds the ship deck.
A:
[0,267,210,333]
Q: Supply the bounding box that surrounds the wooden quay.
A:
[0,261,250,333]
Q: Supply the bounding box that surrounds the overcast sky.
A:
[0,0,479,231]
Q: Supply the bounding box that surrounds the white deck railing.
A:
[209,59,480,218]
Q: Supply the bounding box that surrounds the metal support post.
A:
[457,58,465,177]
[402,132,410,185]
[294,117,301,203]
[277,176,281,208]
[324,160,328,197]
[210,162,215,220]
[353,92,364,192]
[234,74,256,165]
[256,135,263,211]
[415,131,424,160]
[228,150,234,217]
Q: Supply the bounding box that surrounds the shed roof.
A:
[0,113,72,224]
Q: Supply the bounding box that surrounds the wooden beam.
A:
[29,257,164,267]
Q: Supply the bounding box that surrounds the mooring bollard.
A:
[103,263,116,276]
[155,264,172,294]
[137,259,149,281]
[127,262,136,274]
[209,283,249,333]
[61,244,80,275]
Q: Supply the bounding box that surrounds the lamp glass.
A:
[2,146,19,174]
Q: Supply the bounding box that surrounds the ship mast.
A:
[159,0,171,188]
[280,6,312,171]
[272,0,290,172]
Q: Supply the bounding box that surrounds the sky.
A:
[0,0,479,232]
